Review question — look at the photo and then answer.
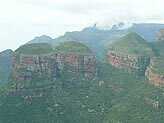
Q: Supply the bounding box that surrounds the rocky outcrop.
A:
[56,53,98,77]
[12,53,58,81]
[109,50,150,75]
[145,58,164,86]
[157,29,164,41]
[108,33,154,76]
[11,42,97,97]
[12,43,98,81]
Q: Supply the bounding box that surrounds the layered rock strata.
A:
[109,50,150,75]
[56,53,98,77]
[12,43,98,81]
[11,42,98,97]
[12,53,57,81]
[145,57,164,86]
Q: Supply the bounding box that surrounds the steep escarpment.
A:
[11,42,98,97]
[146,34,164,86]
[12,42,98,81]
[11,42,98,94]
[55,41,98,77]
[109,51,151,75]
[11,43,58,97]
[145,57,164,86]
[109,32,154,75]
[12,43,57,81]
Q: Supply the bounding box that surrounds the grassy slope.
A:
[111,32,154,56]
[15,43,53,55]
[55,41,93,55]
[151,57,164,75]
[151,41,164,57]
[150,41,164,75]
[0,61,163,123]
[0,50,13,83]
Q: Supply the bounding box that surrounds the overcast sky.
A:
[0,0,164,51]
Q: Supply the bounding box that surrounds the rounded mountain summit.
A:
[110,32,154,56]
[15,43,53,55]
[55,41,93,55]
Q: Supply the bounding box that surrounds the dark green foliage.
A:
[15,43,53,55]
[150,41,164,75]
[0,61,163,123]
[0,23,164,123]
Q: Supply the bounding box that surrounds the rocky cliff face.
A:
[56,53,98,77]
[12,53,58,81]
[12,42,98,82]
[11,43,98,97]
[157,29,164,41]
[109,50,150,75]
[145,57,164,86]
[108,33,154,76]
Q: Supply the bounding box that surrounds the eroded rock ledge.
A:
[109,50,150,75]
[145,57,164,86]
[12,53,57,81]
[56,53,98,77]
[12,43,98,82]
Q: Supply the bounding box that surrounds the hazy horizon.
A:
[0,0,164,51]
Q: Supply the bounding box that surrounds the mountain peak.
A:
[111,32,154,56]
[26,35,55,45]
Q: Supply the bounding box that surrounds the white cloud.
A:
[0,0,164,51]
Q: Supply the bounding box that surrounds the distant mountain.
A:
[0,49,13,84]
[0,26,164,123]
[25,23,164,58]
[55,27,129,58]
[27,35,58,46]
[128,23,164,42]
[55,23,164,58]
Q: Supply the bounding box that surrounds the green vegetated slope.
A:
[55,41,93,55]
[15,43,53,55]
[151,41,164,57]
[150,57,164,75]
[111,32,154,56]
[0,61,163,123]
[0,26,164,122]
[150,41,164,75]
[0,49,13,84]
